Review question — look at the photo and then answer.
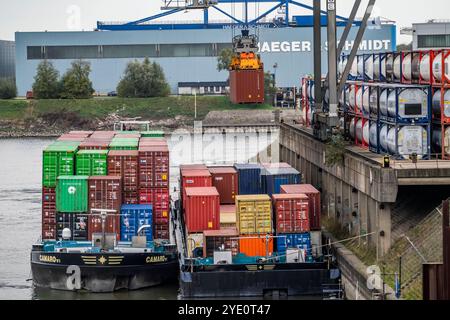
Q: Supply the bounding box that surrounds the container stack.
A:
[179,162,319,263]
[41,130,171,242]
[299,48,450,160]
[138,138,170,240]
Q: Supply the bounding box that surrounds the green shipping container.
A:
[76,150,108,176]
[43,141,79,187]
[56,176,89,212]
[141,131,164,138]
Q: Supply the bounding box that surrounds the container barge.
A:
[175,163,343,299]
[31,129,179,292]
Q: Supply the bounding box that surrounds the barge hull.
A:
[31,251,179,292]
[180,268,338,298]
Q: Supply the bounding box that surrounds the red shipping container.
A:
[90,131,116,139]
[88,214,120,241]
[184,187,220,233]
[79,139,111,150]
[42,187,56,239]
[139,188,170,224]
[272,194,310,234]
[229,69,265,104]
[208,166,238,204]
[123,191,139,204]
[42,224,56,240]
[138,145,169,188]
[181,169,212,205]
[69,130,93,137]
[280,184,321,231]
[180,164,207,173]
[107,150,139,192]
[139,138,167,147]
[88,176,122,212]
[154,223,169,240]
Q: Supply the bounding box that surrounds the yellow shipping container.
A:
[235,195,272,234]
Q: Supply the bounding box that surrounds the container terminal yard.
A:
[1,0,450,305]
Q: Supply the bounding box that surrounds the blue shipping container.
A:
[261,167,301,195]
[276,233,312,255]
[234,163,264,195]
[120,204,153,242]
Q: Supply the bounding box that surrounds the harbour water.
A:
[0,130,279,300]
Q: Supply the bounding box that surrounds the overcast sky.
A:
[1,0,449,43]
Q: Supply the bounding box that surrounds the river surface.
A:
[0,131,279,300]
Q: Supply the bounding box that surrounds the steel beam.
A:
[313,0,322,111]
[338,0,376,95]
[327,0,338,118]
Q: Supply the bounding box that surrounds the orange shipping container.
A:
[239,234,274,257]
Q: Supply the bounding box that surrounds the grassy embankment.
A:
[0,96,273,134]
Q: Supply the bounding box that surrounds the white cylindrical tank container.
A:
[349,117,356,139]
[379,124,389,152]
[310,82,315,101]
[432,126,450,156]
[386,54,395,79]
[369,122,378,148]
[302,80,308,99]
[386,126,397,154]
[357,56,364,78]
[386,88,428,119]
[402,54,412,81]
[355,118,363,143]
[354,119,369,145]
[301,106,307,123]
[393,55,402,80]
[379,89,389,116]
[364,56,374,80]
[355,86,370,115]
[432,52,450,82]
[348,85,356,112]
[374,54,387,80]
[384,125,429,159]
[398,126,428,159]
[419,53,431,82]
[432,89,450,119]
[412,54,421,80]
[369,87,379,115]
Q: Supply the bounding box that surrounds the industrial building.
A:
[0,40,15,80]
[14,1,396,96]
[411,20,450,50]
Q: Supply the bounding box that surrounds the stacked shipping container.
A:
[137,139,170,240]
[41,131,171,242]
[179,161,320,262]
[327,49,450,159]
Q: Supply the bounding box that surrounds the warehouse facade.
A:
[0,40,15,80]
[412,20,450,50]
[15,24,396,96]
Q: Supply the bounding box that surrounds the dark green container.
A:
[43,141,79,187]
[56,176,89,213]
[141,130,164,138]
[76,150,108,176]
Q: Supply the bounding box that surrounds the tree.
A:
[396,42,412,51]
[60,60,94,99]
[32,60,60,99]
[117,57,170,98]
[217,48,234,72]
[0,79,17,99]
[264,72,277,101]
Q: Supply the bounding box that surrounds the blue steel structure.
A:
[97,0,356,31]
